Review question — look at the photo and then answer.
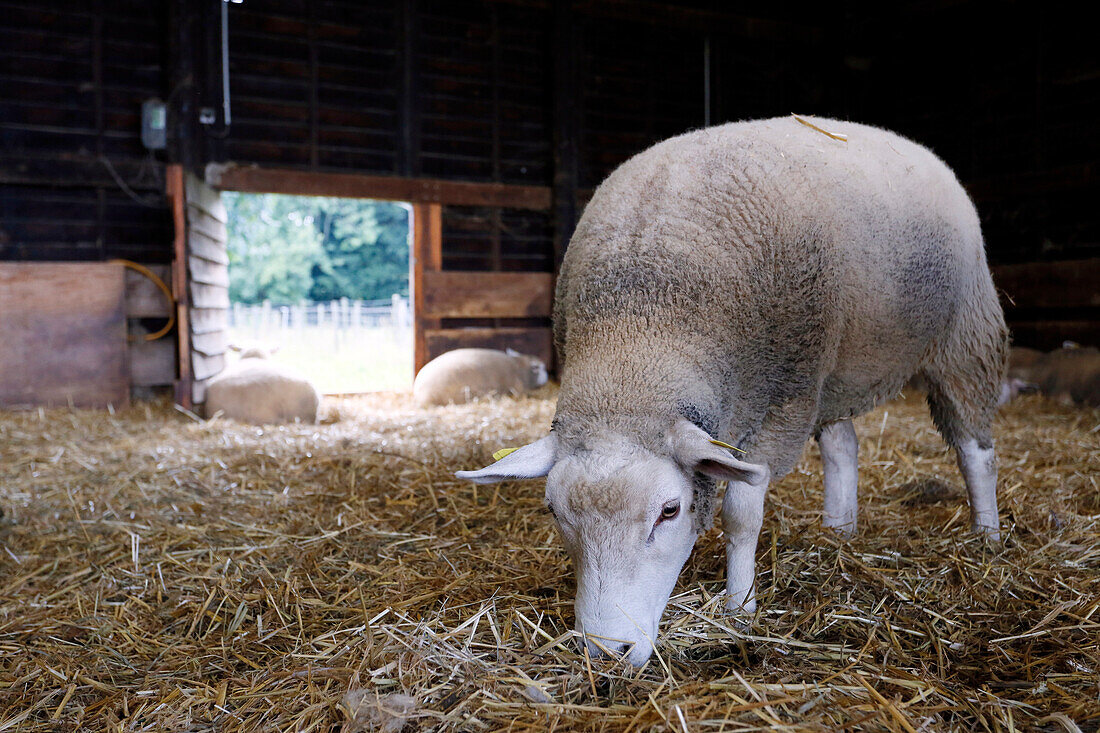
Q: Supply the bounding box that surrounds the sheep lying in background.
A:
[204,346,322,424]
[1012,343,1100,407]
[413,348,548,407]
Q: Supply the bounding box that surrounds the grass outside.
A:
[226,324,412,394]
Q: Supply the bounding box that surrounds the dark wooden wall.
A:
[834,4,1099,266]
[1,0,1097,348]
[0,0,173,262]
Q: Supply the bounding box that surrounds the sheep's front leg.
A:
[818,419,858,535]
[722,468,770,614]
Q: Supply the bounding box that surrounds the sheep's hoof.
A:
[721,596,756,629]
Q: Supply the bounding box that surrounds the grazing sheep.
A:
[412,348,548,407]
[205,347,321,424]
[456,116,1008,666]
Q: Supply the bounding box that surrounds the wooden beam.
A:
[421,271,554,319]
[206,164,552,210]
[412,202,442,375]
[425,327,554,369]
[993,258,1100,310]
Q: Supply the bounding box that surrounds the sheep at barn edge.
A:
[412,347,548,407]
[204,345,322,425]
[1012,343,1100,407]
[455,116,1008,667]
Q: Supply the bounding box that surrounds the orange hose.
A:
[110,259,177,341]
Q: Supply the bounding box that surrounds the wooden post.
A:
[397,0,421,177]
[552,0,580,270]
[412,202,442,376]
[166,164,192,409]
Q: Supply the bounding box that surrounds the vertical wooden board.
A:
[129,339,177,387]
[168,164,192,408]
[412,202,443,375]
[0,263,128,408]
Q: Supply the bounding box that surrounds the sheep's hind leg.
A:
[818,419,858,535]
[954,438,1000,540]
[722,468,770,614]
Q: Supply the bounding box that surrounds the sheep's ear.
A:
[455,434,557,484]
[228,343,242,352]
[505,347,521,358]
[269,345,281,355]
[669,420,768,486]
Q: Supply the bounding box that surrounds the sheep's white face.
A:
[455,421,766,667]
[505,348,549,389]
[545,445,698,666]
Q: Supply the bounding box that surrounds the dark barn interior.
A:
[2,3,1099,732]
[1,0,1098,406]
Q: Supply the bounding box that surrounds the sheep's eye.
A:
[658,501,680,523]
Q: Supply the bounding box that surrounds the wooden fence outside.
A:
[228,296,411,351]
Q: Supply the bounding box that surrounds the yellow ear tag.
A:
[709,438,747,454]
[493,447,520,461]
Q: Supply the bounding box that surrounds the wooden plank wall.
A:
[994,258,1100,350]
[0,262,128,408]
[124,264,177,389]
[2,0,1098,364]
[0,0,172,263]
[184,174,229,403]
[223,0,555,277]
[837,5,1100,266]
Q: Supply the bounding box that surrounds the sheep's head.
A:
[455,421,765,666]
[229,343,279,360]
[505,348,549,390]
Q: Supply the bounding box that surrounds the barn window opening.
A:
[222,192,412,394]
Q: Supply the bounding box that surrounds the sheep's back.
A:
[206,361,321,424]
[413,349,527,406]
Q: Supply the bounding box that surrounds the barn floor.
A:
[1,389,1098,732]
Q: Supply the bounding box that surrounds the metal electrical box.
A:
[141,98,167,150]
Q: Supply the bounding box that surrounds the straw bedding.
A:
[0,388,1097,732]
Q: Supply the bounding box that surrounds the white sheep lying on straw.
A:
[413,348,548,407]
[204,346,321,424]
